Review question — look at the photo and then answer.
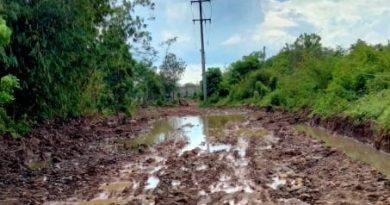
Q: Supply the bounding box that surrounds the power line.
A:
[191,0,211,101]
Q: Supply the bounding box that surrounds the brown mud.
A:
[1,105,390,204]
[0,104,244,204]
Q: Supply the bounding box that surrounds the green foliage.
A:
[224,51,265,85]
[211,33,390,131]
[0,0,178,137]
[200,67,223,103]
[346,90,390,120]
[228,70,271,103]
[133,62,165,105]
[0,17,11,46]
[206,67,222,97]
[0,17,29,138]
[160,53,186,100]
[0,75,29,138]
[0,74,19,104]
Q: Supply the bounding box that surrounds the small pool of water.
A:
[297,125,390,179]
[267,176,286,190]
[145,176,160,190]
[126,114,245,154]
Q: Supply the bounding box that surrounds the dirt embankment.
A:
[0,105,245,204]
[310,116,390,153]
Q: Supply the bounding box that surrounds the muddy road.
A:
[1,105,390,204]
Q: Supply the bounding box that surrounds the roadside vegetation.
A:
[1,1,389,138]
[0,0,186,138]
[204,33,390,132]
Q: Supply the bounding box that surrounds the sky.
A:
[137,0,390,84]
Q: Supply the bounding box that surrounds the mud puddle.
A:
[123,114,245,154]
[297,124,390,179]
[47,114,278,204]
[42,110,390,204]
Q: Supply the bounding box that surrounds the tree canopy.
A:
[160,53,186,100]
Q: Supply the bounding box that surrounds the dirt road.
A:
[1,105,390,204]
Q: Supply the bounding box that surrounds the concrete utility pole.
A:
[191,0,211,101]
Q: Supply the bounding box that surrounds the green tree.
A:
[133,62,165,105]
[205,67,222,97]
[225,51,265,85]
[159,53,186,100]
[0,17,28,138]
[0,0,154,120]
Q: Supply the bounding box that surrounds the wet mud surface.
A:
[311,116,390,153]
[0,105,244,204]
[1,105,390,204]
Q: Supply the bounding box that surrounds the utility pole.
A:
[191,0,211,101]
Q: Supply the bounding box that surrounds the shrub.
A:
[0,75,30,138]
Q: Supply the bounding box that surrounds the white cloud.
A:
[180,63,224,85]
[163,2,190,24]
[252,0,390,49]
[222,34,243,46]
[142,0,390,78]
[252,0,297,48]
[180,64,202,85]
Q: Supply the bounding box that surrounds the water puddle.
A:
[51,114,278,204]
[171,180,181,187]
[145,176,160,190]
[124,114,245,154]
[297,125,390,179]
[267,176,287,190]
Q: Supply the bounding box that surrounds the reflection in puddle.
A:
[200,144,231,153]
[171,180,181,187]
[196,164,208,171]
[210,182,253,194]
[145,176,160,190]
[52,114,261,204]
[297,125,390,179]
[267,176,286,190]
[236,137,248,158]
[125,114,245,155]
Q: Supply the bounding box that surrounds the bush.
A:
[345,90,390,122]
[0,75,30,138]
